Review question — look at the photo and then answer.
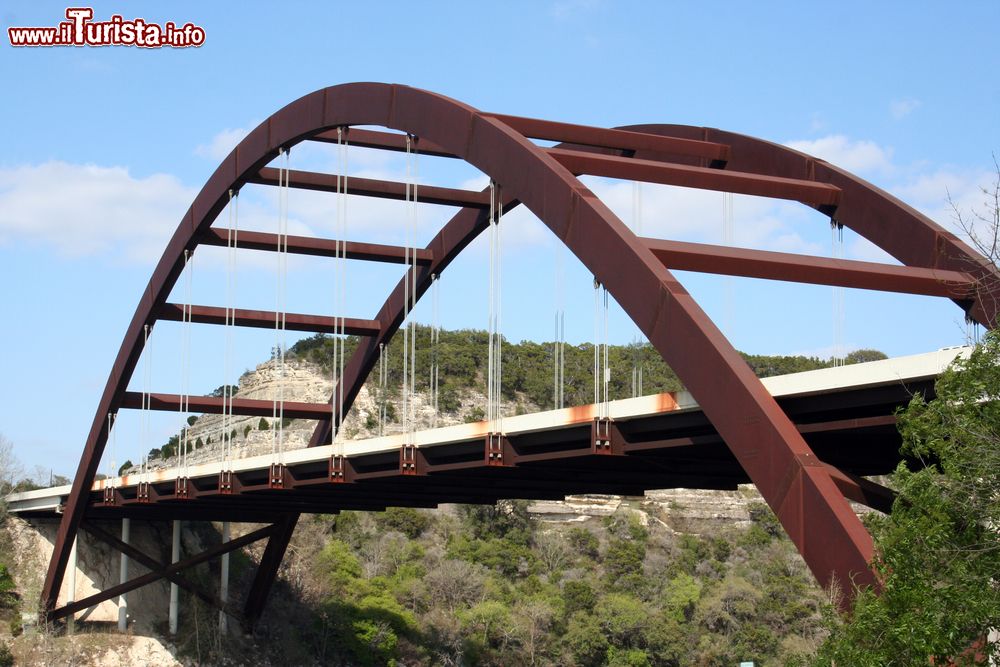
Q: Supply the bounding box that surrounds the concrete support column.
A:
[118,517,130,632]
[168,520,180,634]
[66,535,77,634]
[219,521,230,635]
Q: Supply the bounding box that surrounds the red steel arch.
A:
[42,83,1000,624]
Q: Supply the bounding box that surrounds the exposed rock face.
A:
[9,516,210,631]
[644,487,755,533]
[528,495,623,522]
[528,487,757,534]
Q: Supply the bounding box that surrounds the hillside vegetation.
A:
[249,500,830,666]
[287,328,885,416]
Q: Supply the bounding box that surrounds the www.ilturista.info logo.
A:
[8,7,205,48]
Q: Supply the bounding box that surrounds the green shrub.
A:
[375,507,431,539]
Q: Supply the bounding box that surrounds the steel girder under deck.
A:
[41,83,1000,626]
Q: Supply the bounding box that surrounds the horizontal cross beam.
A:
[120,392,333,420]
[312,122,730,167]
[796,415,898,434]
[824,464,896,514]
[157,303,381,336]
[49,524,274,621]
[250,168,491,209]
[550,148,842,207]
[643,238,975,297]
[311,127,457,158]
[489,113,731,164]
[197,228,433,265]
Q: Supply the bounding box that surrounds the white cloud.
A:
[890,98,921,120]
[785,135,894,175]
[0,161,195,262]
[550,0,600,20]
[195,124,257,161]
[890,166,998,256]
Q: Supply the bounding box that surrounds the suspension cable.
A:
[966,315,982,346]
[410,138,419,437]
[272,148,290,464]
[554,235,565,409]
[430,273,440,428]
[593,279,610,419]
[723,191,735,337]
[498,187,503,430]
[631,182,645,399]
[831,220,845,366]
[140,323,152,468]
[488,183,495,425]
[107,412,117,485]
[378,342,387,437]
[402,136,414,436]
[331,128,349,453]
[181,248,194,477]
[487,182,504,431]
[602,286,609,413]
[223,188,240,470]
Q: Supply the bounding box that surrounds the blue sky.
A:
[1,1,998,476]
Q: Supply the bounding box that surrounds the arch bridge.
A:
[36,83,1000,629]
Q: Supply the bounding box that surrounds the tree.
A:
[950,156,1000,269]
[843,349,888,364]
[375,507,431,539]
[459,499,533,543]
[0,435,23,496]
[816,329,1000,665]
[209,384,239,398]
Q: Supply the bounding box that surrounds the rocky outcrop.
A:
[8,517,213,631]
[136,358,493,473]
[528,487,757,534]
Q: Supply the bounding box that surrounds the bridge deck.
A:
[9,348,965,522]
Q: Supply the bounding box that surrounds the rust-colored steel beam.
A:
[243,513,298,631]
[489,113,731,164]
[80,522,241,621]
[49,524,274,622]
[643,238,976,297]
[621,123,1000,327]
[249,168,491,209]
[120,392,332,420]
[823,465,896,514]
[797,415,897,434]
[157,303,380,336]
[550,148,842,208]
[311,127,457,158]
[197,228,433,265]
